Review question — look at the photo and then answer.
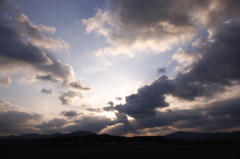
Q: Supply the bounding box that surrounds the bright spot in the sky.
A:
[126,115,134,120]
[101,111,116,120]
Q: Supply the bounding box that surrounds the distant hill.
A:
[164,131,240,140]
[0,131,96,140]
[1,130,240,145]
[0,131,165,145]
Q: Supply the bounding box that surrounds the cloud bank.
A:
[83,0,240,56]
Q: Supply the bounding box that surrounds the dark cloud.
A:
[58,90,84,105]
[157,67,166,74]
[103,106,114,111]
[0,111,42,136]
[103,101,115,111]
[0,76,11,86]
[115,97,122,101]
[109,97,240,135]
[163,97,240,132]
[115,75,173,119]
[39,115,112,135]
[107,101,114,107]
[60,110,81,117]
[114,112,128,124]
[86,108,101,112]
[38,118,68,131]
[109,18,240,119]
[36,74,58,83]
[0,99,43,136]
[68,81,91,90]
[41,88,52,94]
[0,99,110,135]
[0,11,66,74]
[83,0,240,56]
[0,1,90,92]
[66,115,112,133]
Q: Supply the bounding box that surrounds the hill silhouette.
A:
[164,131,240,140]
[1,130,240,145]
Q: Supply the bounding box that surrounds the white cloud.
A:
[0,76,11,86]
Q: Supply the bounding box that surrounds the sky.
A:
[1,0,240,137]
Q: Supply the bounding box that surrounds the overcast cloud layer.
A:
[1,0,240,136]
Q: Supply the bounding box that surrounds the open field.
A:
[1,143,240,159]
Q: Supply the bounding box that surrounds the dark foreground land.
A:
[1,142,240,159]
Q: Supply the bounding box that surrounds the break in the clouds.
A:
[83,0,240,56]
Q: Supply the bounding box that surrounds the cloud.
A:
[0,1,92,107]
[83,0,195,56]
[0,76,11,86]
[0,99,43,136]
[86,108,101,112]
[115,97,122,101]
[68,81,91,91]
[0,11,68,74]
[0,99,18,112]
[60,110,81,117]
[0,1,90,89]
[58,90,84,105]
[114,112,128,124]
[110,18,240,119]
[115,75,172,119]
[83,0,240,56]
[38,118,68,131]
[38,115,112,134]
[0,99,110,135]
[103,101,115,111]
[101,97,240,135]
[107,101,114,107]
[66,115,112,133]
[36,74,58,83]
[14,13,68,51]
[41,88,52,94]
[133,97,240,133]
[157,67,166,74]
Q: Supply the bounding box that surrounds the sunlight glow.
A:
[101,111,116,120]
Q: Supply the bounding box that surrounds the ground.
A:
[1,142,240,159]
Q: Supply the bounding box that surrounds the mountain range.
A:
[1,130,240,145]
[0,131,96,140]
[164,131,240,140]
